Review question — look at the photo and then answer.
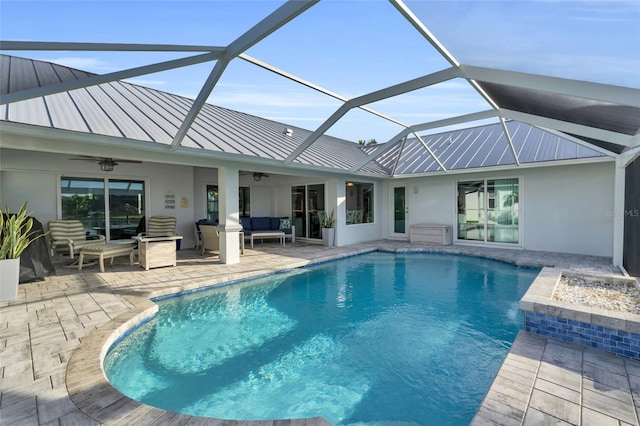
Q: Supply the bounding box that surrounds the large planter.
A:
[322,228,335,247]
[0,258,20,302]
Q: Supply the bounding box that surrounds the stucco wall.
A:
[1,145,615,256]
[521,161,614,256]
[1,148,196,248]
[392,161,615,257]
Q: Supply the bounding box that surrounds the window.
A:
[61,177,145,240]
[206,185,250,223]
[345,182,374,225]
[457,178,518,244]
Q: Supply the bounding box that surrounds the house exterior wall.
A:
[1,148,196,248]
[1,145,615,257]
[522,161,614,257]
[391,161,615,258]
[335,177,385,246]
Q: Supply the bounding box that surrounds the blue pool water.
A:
[104,252,539,425]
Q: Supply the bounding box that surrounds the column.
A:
[612,156,625,268]
[217,166,241,264]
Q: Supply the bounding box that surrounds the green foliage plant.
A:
[0,202,46,259]
[323,209,335,228]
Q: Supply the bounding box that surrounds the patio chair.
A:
[194,222,202,250]
[48,219,105,257]
[199,224,219,256]
[138,216,177,238]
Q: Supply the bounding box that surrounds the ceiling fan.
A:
[240,171,270,181]
[69,156,142,172]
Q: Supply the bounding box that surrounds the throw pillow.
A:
[279,218,291,230]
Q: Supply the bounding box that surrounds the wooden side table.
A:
[134,236,183,270]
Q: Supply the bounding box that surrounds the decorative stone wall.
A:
[524,311,640,360]
[520,267,640,360]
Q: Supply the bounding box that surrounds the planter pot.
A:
[322,228,335,247]
[0,258,20,302]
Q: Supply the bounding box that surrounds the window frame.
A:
[454,176,521,246]
[345,181,374,226]
[59,176,146,241]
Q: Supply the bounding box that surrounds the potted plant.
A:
[321,209,335,247]
[0,202,44,301]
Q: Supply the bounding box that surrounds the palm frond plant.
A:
[0,202,46,259]
[323,209,335,228]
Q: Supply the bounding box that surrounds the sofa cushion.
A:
[270,217,281,230]
[251,217,270,231]
[240,217,252,231]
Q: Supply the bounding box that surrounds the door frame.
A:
[389,184,408,239]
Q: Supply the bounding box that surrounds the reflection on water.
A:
[105,252,538,425]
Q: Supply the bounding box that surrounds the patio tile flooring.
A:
[0,239,636,425]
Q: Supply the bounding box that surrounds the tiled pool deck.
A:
[1,240,637,425]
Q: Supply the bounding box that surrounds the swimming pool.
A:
[104,252,539,425]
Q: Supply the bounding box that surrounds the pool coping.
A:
[63,245,618,425]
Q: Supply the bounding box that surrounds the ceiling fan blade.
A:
[113,159,143,164]
[68,156,141,164]
[69,156,99,161]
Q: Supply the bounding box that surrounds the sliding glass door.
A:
[61,177,145,241]
[291,184,325,240]
[206,185,250,223]
[457,178,519,244]
[61,178,105,238]
[108,180,145,239]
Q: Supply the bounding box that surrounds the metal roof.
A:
[371,121,605,175]
[0,54,389,175]
[0,1,638,176]
[0,54,620,177]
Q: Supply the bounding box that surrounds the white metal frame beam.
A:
[414,132,447,172]
[461,65,640,107]
[283,66,461,164]
[0,52,223,104]
[169,0,318,150]
[0,40,225,52]
[499,117,521,166]
[349,110,497,173]
[389,0,459,67]
[239,53,408,127]
[390,135,409,176]
[500,109,637,147]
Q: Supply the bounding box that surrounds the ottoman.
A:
[78,243,135,273]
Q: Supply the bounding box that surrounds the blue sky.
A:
[1,0,639,142]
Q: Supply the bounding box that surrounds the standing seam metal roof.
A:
[376,121,604,175]
[0,54,609,176]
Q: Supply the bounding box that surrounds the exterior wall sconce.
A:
[99,160,115,172]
